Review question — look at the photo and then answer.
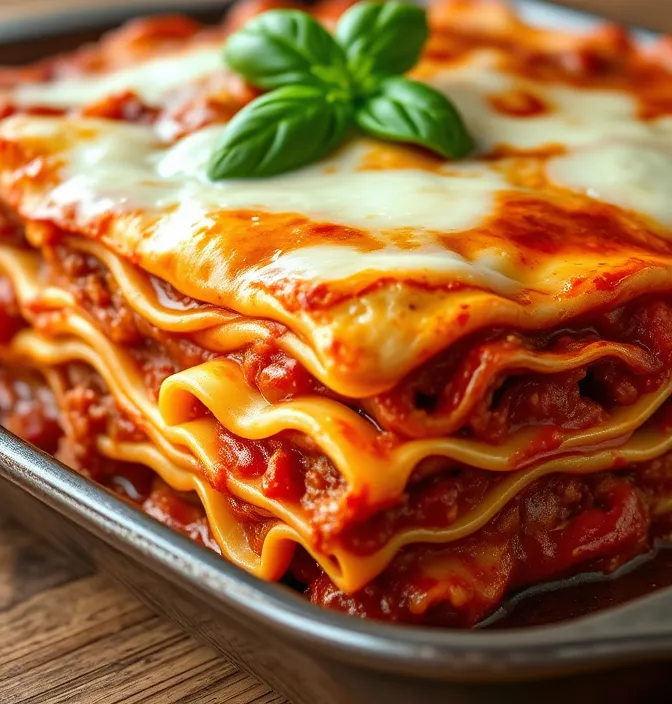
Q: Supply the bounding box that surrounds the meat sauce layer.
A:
[1,357,672,627]
[43,241,672,443]
[0,236,670,547]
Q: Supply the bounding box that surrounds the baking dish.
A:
[1,2,672,702]
[3,428,672,704]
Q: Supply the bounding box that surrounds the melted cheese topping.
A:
[157,126,506,232]
[11,45,225,107]
[3,12,672,396]
[548,142,672,226]
[426,55,672,152]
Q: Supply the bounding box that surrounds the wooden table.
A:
[0,515,287,704]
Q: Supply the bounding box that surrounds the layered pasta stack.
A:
[2,0,672,626]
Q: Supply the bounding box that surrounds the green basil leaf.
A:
[335,2,428,91]
[355,76,473,158]
[223,9,349,91]
[208,85,353,179]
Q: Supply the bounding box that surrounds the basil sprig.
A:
[356,76,473,159]
[208,86,353,178]
[335,1,429,93]
[208,1,473,180]
[223,10,350,91]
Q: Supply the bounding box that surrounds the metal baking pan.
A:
[3,428,672,703]
[1,3,672,702]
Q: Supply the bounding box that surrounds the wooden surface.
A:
[557,0,672,31]
[4,0,672,31]
[0,0,223,24]
[0,515,287,704]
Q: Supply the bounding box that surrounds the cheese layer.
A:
[2,10,672,396]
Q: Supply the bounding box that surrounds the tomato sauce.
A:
[3,352,672,628]
[22,240,672,550]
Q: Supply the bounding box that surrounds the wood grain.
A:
[0,515,288,704]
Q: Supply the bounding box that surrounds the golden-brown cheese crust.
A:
[3,0,672,402]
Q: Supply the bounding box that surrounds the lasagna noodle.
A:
[62,236,323,371]
[7,252,672,492]
[5,243,668,477]
[2,244,672,591]
[9,326,672,592]
[45,236,667,440]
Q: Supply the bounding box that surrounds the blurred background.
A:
[0,0,669,32]
[557,0,671,30]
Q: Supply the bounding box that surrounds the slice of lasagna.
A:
[2,0,672,627]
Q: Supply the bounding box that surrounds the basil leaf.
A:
[208,85,352,179]
[224,9,349,91]
[336,2,428,91]
[355,76,473,158]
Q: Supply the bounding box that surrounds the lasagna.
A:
[2,0,672,627]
